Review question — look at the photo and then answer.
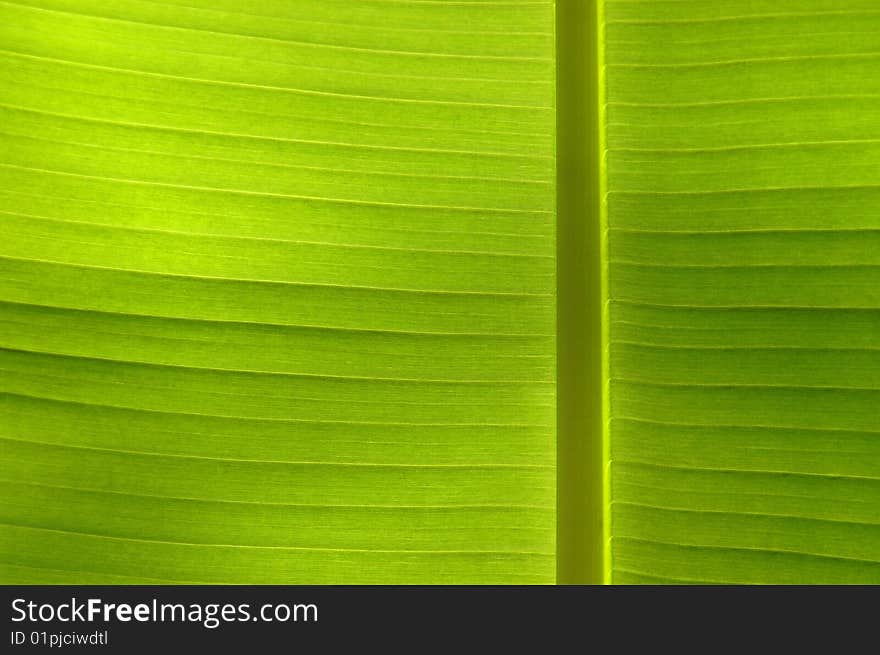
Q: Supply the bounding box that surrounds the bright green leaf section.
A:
[0,0,557,583]
[605,0,880,583]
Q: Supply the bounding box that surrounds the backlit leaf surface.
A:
[0,0,557,584]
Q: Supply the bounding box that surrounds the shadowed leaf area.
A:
[605,0,880,584]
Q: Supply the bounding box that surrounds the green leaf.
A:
[4,0,880,586]
[0,0,557,584]
[604,0,880,583]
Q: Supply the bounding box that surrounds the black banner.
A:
[0,585,867,651]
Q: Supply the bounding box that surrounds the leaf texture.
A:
[6,0,879,587]
[0,0,557,583]
[604,0,880,583]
